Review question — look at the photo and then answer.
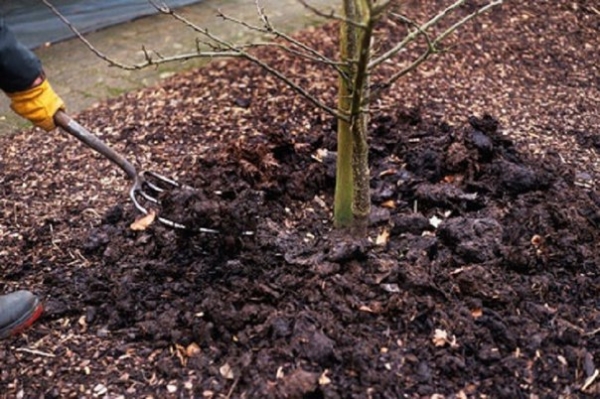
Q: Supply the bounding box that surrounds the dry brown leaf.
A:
[378,168,397,177]
[471,308,483,319]
[219,363,235,380]
[130,210,156,231]
[318,370,331,386]
[432,328,459,348]
[443,175,456,183]
[432,329,449,347]
[376,229,390,246]
[531,234,544,247]
[381,200,396,209]
[186,343,201,357]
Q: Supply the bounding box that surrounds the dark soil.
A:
[1,1,599,398]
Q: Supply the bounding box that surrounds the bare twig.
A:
[15,347,56,358]
[369,0,503,99]
[218,4,351,78]
[255,0,272,31]
[582,369,599,392]
[149,1,348,121]
[372,0,392,17]
[240,42,347,66]
[369,0,466,69]
[224,376,240,399]
[297,0,367,28]
[389,12,437,54]
[43,0,345,119]
[435,0,503,43]
[41,0,240,70]
[369,49,432,99]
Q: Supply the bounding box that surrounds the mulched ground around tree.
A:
[1,1,599,398]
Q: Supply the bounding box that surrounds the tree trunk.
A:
[334,0,373,234]
[333,0,359,229]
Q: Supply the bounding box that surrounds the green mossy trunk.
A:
[333,0,358,229]
[334,0,373,234]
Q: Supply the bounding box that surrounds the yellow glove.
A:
[8,79,65,131]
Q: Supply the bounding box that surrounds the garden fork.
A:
[53,110,218,234]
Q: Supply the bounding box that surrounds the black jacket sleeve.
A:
[0,18,42,93]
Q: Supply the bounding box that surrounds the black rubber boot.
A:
[0,290,43,339]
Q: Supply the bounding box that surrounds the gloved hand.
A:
[8,78,65,131]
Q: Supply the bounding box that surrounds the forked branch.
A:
[42,0,347,121]
[217,3,351,77]
[147,0,347,120]
[368,0,503,101]
[297,0,367,28]
[369,0,502,69]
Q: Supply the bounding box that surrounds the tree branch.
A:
[389,12,435,51]
[297,0,367,28]
[435,0,503,43]
[369,0,466,69]
[41,0,240,70]
[43,0,345,120]
[218,4,351,76]
[368,0,503,102]
[239,42,348,67]
[148,1,348,121]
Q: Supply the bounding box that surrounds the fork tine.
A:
[138,189,160,204]
[131,174,220,234]
[143,170,186,189]
[129,184,150,215]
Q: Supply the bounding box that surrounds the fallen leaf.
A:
[432,329,449,347]
[173,344,187,366]
[311,148,329,163]
[219,363,235,380]
[318,370,331,386]
[376,229,390,246]
[130,210,156,231]
[429,215,443,229]
[471,308,483,319]
[186,343,201,357]
[531,234,543,247]
[381,283,401,293]
[432,329,459,348]
[378,168,397,177]
[276,366,285,379]
[381,200,396,209]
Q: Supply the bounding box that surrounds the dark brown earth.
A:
[1,1,599,398]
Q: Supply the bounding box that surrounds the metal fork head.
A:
[129,171,219,234]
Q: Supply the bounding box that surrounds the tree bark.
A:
[333,0,359,229]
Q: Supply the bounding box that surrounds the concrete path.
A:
[0,0,332,133]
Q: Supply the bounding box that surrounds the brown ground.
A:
[1,1,599,398]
